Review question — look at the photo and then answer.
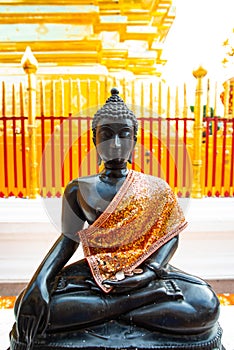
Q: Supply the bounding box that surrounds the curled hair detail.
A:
[92,88,138,141]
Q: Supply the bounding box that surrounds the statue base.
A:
[10,321,224,350]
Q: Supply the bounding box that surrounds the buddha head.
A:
[92,88,138,167]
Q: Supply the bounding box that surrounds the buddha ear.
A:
[97,153,102,166]
[93,137,102,166]
[128,137,137,164]
[128,153,133,164]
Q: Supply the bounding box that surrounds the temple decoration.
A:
[220,29,234,116]
[222,29,234,69]
[220,78,234,116]
[0,0,175,76]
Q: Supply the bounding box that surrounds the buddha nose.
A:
[112,134,121,148]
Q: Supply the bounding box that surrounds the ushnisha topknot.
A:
[92,88,138,139]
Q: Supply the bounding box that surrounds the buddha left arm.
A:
[144,236,179,273]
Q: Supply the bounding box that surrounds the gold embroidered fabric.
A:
[78,170,187,293]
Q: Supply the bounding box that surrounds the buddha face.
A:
[95,117,135,166]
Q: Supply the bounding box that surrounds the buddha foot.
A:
[10,321,224,350]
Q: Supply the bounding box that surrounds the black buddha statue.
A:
[9,88,223,350]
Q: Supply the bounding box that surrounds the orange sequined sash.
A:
[78,170,187,293]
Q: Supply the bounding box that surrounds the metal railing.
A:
[0,48,233,198]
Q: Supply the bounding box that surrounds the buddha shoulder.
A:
[64,175,98,193]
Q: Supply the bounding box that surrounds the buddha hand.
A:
[103,265,155,293]
[15,280,50,349]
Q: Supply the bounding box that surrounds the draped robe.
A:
[74,170,187,293]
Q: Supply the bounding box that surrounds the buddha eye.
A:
[97,127,113,140]
[119,128,133,138]
[96,124,133,141]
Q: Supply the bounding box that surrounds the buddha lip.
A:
[111,156,124,162]
[104,159,126,169]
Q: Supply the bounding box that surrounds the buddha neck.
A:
[101,161,128,179]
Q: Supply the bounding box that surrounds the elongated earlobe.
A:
[97,153,102,166]
[93,136,102,166]
[128,153,133,164]
[128,139,136,164]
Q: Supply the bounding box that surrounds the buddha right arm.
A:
[15,180,86,346]
[14,235,78,347]
[24,234,79,291]
[19,179,85,298]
